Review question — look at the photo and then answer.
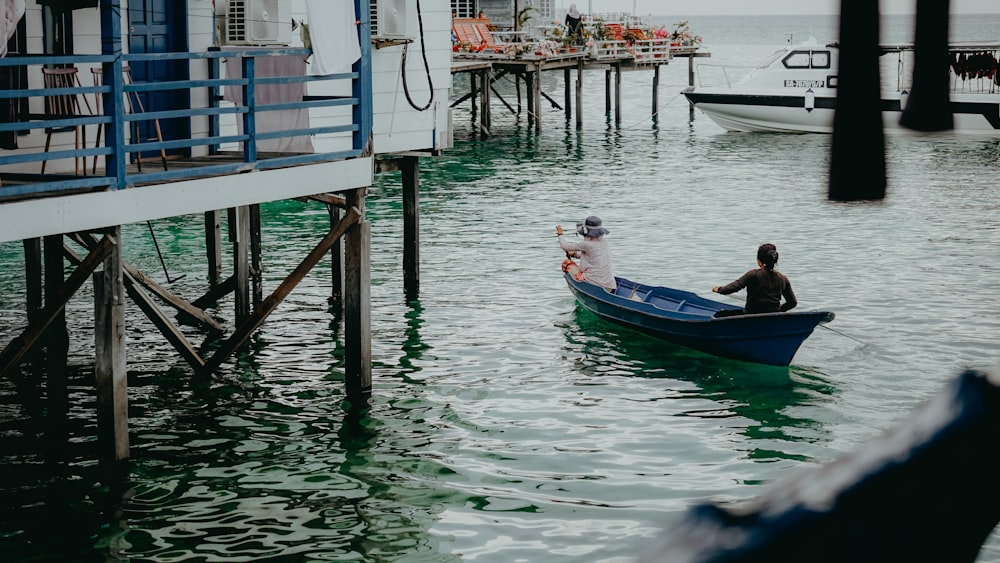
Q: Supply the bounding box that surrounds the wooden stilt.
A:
[615,63,622,125]
[402,156,420,299]
[479,68,491,136]
[605,69,612,114]
[344,189,371,407]
[576,61,583,128]
[688,55,696,120]
[533,64,542,132]
[24,238,42,321]
[233,205,251,322]
[652,65,660,121]
[205,210,222,286]
[94,227,128,462]
[20,238,43,369]
[564,67,572,121]
[471,71,478,124]
[526,71,535,128]
[250,203,263,307]
[516,74,522,113]
[327,205,344,314]
[43,235,69,377]
[199,207,362,377]
[0,235,116,379]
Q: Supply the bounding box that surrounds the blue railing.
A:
[0,48,373,199]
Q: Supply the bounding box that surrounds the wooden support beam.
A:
[199,206,362,377]
[233,205,251,322]
[564,67,572,121]
[191,274,235,311]
[23,238,42,321]
[605,69,612,114]
[303,193,348,207]
[123,270,206,372]
[652,65,660,121]
[94,226,128,462]
[526,71,534,127]
[327,205,344,314]
[576,61,583,128]
[540,90,562,110]
[533,65,543,132]
[402,156,420,299]
[43,235,69,377]
[205,210,222,286]
[344,190,371,407]
[70,233,224,332]
[615,64,623,125]
[0,234,116,380]
[250,204,263,307]
[489,85,517,115]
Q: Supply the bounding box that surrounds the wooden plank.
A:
[71,232,224,332]
[0,234,116,380]
[123,269,206,371]
[199,206,362,377]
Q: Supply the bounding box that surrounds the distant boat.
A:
[564,273,834,366]
[682,38,1000,134]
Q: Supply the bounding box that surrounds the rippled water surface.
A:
[2,13,1000,563]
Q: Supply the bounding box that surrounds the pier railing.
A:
[0,48,373,200]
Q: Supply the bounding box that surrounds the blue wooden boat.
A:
[564,273,835,366]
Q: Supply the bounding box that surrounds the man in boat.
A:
[556,216,617,293]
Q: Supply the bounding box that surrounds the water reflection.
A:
[564,305,837,457]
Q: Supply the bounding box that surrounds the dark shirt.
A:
[716,268,797,314]
[565,15,582,38]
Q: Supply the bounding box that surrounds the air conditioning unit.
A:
[375,0,407,38]
[225,0,291,46]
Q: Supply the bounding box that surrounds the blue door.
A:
[128,0,190,159]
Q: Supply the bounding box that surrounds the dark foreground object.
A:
[639,368,1000,562]
[564,273,834,366]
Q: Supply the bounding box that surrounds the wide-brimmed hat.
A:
[576,216,609,237]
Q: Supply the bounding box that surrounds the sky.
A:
[571,0,1000,16]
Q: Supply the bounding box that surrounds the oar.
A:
[817,323,867,345]
[714,291,867,345]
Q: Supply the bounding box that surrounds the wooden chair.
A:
[41,67,93,175]
[90,65,167,174]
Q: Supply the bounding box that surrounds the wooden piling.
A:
[204,210,222,286]
[233,205,251,322]
[564,67,572,121]
[93,227,129,462]
[402,156,420,299]
[652,65,660,120]
[344,189,372,406]
[614,63,622,125]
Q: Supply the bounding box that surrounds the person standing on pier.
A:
[712,243,797,317]
[565,4,583,43]
[557,216,616,292]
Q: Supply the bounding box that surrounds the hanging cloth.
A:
[305,0,361,76]
[1,0,26,58]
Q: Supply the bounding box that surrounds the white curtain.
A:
[1,0,26,58]
[305,0,361,75]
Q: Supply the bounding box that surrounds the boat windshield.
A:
[783,49,832,69]
[758,49,786,68]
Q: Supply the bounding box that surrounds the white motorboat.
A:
[682,38,1000,134]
